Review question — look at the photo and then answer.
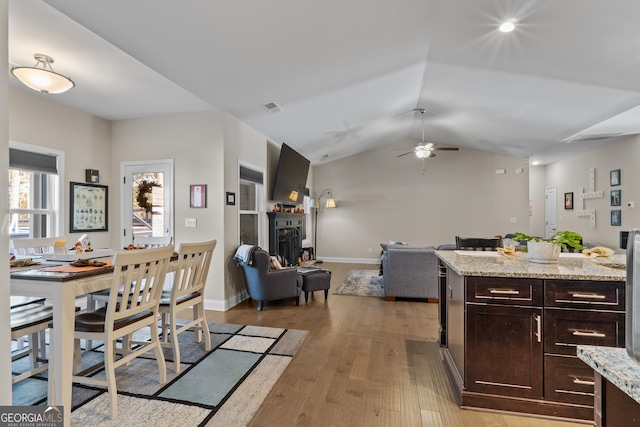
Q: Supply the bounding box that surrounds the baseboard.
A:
[318,257,380,264]
[204,290,249,312]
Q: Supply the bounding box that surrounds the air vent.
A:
[564,133,623,143]
[261,101,283,114]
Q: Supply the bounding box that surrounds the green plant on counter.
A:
[513,231,584,251]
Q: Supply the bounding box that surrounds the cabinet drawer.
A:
[545,280,624,311]
[467,277,543,306]
[544,309,625,355]
[545,355,595,406]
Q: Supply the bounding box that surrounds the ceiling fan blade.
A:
[432,147,459,151]
[396,151,415,158]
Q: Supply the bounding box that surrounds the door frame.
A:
[120,159,174,248]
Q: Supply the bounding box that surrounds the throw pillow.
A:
[269,256,283,270]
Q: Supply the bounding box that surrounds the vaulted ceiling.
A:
[8,1,640,165]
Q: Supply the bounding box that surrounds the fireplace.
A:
[267,212,304,266]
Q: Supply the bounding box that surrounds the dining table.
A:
[10,252,178,427]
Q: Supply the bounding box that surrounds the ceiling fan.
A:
[395,108,459,158]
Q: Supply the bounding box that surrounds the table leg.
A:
[50,283,75,427]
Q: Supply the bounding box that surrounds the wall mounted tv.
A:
[272,143,310,204]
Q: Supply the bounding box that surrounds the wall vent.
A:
[261,101,283,114]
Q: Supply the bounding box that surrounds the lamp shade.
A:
[325,197,336,208]
[11,54,75,94]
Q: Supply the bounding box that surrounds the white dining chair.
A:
[159,239,216,373]
[72,245,174,419]
[133,235,173,248]
[11,236,63,256]
[11,302,53,383]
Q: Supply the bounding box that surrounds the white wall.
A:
[312,139,530,261]
[8,87,112,247]
[545,135,640,250]
[110,112,227,305]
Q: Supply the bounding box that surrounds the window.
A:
[8,144,64,239]
[239,164,264,246]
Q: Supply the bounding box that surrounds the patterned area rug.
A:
[11,322,308,426]
[334,269,384,297]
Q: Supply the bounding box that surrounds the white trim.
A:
[203,290,249,312]
[237,160,266,248]
[8,141,65,237]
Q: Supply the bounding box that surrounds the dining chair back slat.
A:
[159,239,216,373]
[11,237,62,256]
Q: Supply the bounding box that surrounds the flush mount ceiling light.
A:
[11,54,75,94]
[498,20,516,33]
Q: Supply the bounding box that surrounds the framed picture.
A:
[610,169,621,186]
[226,192,236,206]
[564,192,573,210]
[70,182,108,232]
[611,209,622,226]
[190,184,207,208]
[611,189,621,206]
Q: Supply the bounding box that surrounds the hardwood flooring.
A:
[204,262,588,427]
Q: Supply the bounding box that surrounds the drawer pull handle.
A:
[489,289,520,295]
[573,330,606,338]
[573,378,595,386]
[572,293,606,300]
[534,315,542,343]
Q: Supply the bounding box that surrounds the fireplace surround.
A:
[267,212,304,266]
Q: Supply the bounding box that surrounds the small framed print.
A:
[190,185,207,208]
[226,192,236,206]
[611,209,622,226]
[611,189,621,206]
[610,169,621,186]
[564,192,573,210]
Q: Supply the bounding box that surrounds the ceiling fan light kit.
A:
[11,53,75,94]
[395,108,459,159]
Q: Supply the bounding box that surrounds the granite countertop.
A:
[578,346,640,404]
[436,250,626,281]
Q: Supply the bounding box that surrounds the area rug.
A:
[11,322,309,426]
[334,269,384,297]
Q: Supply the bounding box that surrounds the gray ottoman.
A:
[298,269,331,302]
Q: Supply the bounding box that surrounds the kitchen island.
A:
[436,250,626,422]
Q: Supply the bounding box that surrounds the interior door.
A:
[545,185,558,238]
[121,160,174,248]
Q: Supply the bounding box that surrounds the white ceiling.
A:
[8,0,640,165]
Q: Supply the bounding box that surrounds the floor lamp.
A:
[310,189,336,262]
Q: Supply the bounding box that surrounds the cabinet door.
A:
[466,304,543,398]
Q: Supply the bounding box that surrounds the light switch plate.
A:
[185,218,197,228]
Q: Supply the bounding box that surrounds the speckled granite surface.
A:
[436,250,626,281]
[578,346,640,404]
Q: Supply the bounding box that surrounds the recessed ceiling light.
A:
[499,20,516,33]
[531,161,541,166]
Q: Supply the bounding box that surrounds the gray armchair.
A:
[238,248,302,311]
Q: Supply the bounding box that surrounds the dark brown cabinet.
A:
[466,303,543,398]
[441,270,625,421]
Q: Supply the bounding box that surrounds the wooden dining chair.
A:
[72,245,174,420]
[10,236,62,256]
[159,239,216,373]
[11,303,53,383]
[455,236,503,251]
[133,235,173,248]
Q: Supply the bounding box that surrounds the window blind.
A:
[9,148,58,174]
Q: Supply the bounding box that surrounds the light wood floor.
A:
[205,262,589,427]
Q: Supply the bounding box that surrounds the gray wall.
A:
[312,138,530,262]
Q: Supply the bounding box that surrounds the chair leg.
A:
[74,339,83,374]
[324,289,329,300]
[295,296,300,306]
[198,304,211,351]
[257,301,263,311]
[104,340,118,420]
[150,320,167,385]
[304,291,310,303]
[168,311,181,374]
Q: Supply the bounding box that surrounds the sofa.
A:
[381,244,440,300]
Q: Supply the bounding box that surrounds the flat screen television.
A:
[272,143,310,204]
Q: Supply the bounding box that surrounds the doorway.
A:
[545,185,558,238]
[121,160,174,248]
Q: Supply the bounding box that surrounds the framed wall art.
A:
[611,189,621,206]
[70,182,108,232]
[564,192,573,210]
[610,169,621,186]
[611,209,622,226]
[190,184,207,208]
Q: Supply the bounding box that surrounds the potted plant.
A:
[512,231,584,264]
